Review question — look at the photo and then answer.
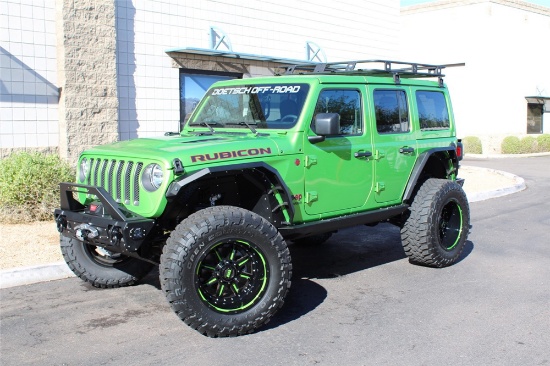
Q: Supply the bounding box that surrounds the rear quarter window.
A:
[416,91,450,130]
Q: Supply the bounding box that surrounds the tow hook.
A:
[55,215,67,233]
[109,226,123,245]
[74,224,99,241]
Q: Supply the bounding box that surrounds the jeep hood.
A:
[82,133,294,168]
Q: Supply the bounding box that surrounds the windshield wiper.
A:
[237,121,257,135]
[191,121,219,133]
[225,121,258,134]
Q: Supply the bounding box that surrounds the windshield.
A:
[188,84,309,130]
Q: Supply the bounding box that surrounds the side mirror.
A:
[309,113,340,143]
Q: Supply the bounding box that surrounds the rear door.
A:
[368,87,418,204]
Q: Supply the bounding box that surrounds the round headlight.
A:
[79,158,90,182]
[142,163,164,191]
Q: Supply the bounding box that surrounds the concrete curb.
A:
[465,168,526,203]
[465,152,550,159]
[0,261,75,289]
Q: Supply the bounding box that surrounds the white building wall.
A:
[400,0,550,152]
[0,0,58,151]
[116,0,400,140]
[1,0,400,150]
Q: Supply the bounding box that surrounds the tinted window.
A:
[314,89,362,135]
[374,90,409,134]
[416,91,450,130]
[527,103,543,134]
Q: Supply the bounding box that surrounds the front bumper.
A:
[54,183,155,254]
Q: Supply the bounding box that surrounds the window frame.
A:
[312,88,364,137]
[373,88,411,135]
[415,90,451,131]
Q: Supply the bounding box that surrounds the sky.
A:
[400,0,550,7]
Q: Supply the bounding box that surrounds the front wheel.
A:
[160,206,292,337]
[401,178,470,268]
[60,236,154,288]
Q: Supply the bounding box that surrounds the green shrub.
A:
[0,152,75,223]
[501,135,550,154]
[519,136,538,154]
[462,136,483,154]
[501,136,522,154]
[537,134,550,152]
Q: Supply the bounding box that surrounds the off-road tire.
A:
[292,232,333,246]
[401,178,470,268]
[160,206,292,337]
[60,236,154,288]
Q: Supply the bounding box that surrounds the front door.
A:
[303,87,374,216]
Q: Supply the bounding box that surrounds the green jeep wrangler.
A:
[54,60,469,337]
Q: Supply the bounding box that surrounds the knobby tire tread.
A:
[60,236,152,288]
[401,179,470,268]
[160,206,292,337]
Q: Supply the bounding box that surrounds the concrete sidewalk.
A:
[0,163,527,290]
[459,165,526,202]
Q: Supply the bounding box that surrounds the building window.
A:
[374,89,409,134]
[527,103,543,134]
[180,69,241,129]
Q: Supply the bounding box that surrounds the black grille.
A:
[87,158,143,206]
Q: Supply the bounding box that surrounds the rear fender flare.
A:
[403,146,459,202]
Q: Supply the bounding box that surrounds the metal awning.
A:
[525,96,550,112]
[165,46,317,66]
[525,96,550,103]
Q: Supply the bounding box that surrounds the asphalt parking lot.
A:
[1,155,549,365]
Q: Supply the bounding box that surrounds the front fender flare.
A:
[166,162,295,222]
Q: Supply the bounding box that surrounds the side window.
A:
[313,89,362,135]
[416,91,450,130]
[374,90,409,133]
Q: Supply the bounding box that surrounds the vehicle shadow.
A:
[261,224,475,332]
[139,223,406,291]
[141,267,161,289]
[260,223,408,332]
[290,223,407,279]
[456,239,474,265]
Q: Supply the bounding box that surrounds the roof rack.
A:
[283,59,465,86]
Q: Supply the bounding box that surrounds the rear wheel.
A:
[60,236,153,288]
[160,206,292,337]
[401,178,470,267]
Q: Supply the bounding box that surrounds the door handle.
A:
[399,147,414,154]
[354,151,372,158]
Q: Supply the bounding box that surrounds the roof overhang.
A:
[165,46,317,66]
[525,96,550,113]
[525,96,550,103]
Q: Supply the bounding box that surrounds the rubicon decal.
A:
[191,147,272,163]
